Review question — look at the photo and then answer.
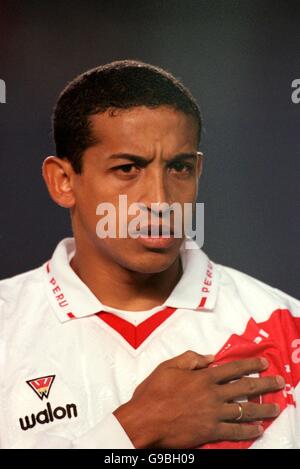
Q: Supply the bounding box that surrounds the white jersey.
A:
[0,238,299,449]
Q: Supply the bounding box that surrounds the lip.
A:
[136,225,174,236]
[128,225,177,249]
[136,235,177,249]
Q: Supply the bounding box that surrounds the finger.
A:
[221,402,281,422]
[165,350,215,370]
[221,375,285,401]
[209,357,268,383]
[215,422,264,442]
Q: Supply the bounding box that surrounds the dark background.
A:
[0,0,299,297]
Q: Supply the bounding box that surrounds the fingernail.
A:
[260,357,268,369]
[205,354,215,362]
[256,420,263,425]
[257,425,264,434]
[276,375,285,387]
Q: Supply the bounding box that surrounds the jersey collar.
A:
[44,238,220,323]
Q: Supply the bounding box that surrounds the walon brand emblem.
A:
[27,375,56,400]
[20,375,78,431]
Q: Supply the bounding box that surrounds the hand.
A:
[113,351,284,448]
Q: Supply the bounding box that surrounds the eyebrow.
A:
[108,152,200,164]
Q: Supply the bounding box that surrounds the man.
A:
[0,60,299,449]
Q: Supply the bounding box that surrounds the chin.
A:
[99,238,182,274]
[122,246,181,274]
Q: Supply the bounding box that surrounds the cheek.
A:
[74,183,104,230]
[77,175,118,210]
[171,183,198,204]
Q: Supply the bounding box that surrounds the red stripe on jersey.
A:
[96,307,177,349]
[199,297,207,308]
[201,308,300,449]
[67,312,75,319]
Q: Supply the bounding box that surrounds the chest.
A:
[3,308,296,448]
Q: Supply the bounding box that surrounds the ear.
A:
[42,156,76,208]
[196,151,204,179]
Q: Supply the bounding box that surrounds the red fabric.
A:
[201,309,300,449]
[97,306,300,448]
[96,307,177,349]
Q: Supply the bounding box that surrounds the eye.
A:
[117,164,137,173]
[113,163,141,177]
[114,163,139,174]
[169,161,194,175]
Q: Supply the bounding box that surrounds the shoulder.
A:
[0,265,46,316]
[215,261,300,318]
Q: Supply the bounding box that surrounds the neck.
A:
[70,239,182,312]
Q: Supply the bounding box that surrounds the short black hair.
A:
[53,59,202,173]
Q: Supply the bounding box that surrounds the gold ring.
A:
[235,402,244,421]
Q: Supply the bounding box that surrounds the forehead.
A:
[89,106,199,154]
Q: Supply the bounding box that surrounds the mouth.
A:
[130,225,175,238]
[129,225,178,250]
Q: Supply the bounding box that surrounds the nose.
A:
[143,168,170,209]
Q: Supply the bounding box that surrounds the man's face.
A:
[71,105,201,274]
